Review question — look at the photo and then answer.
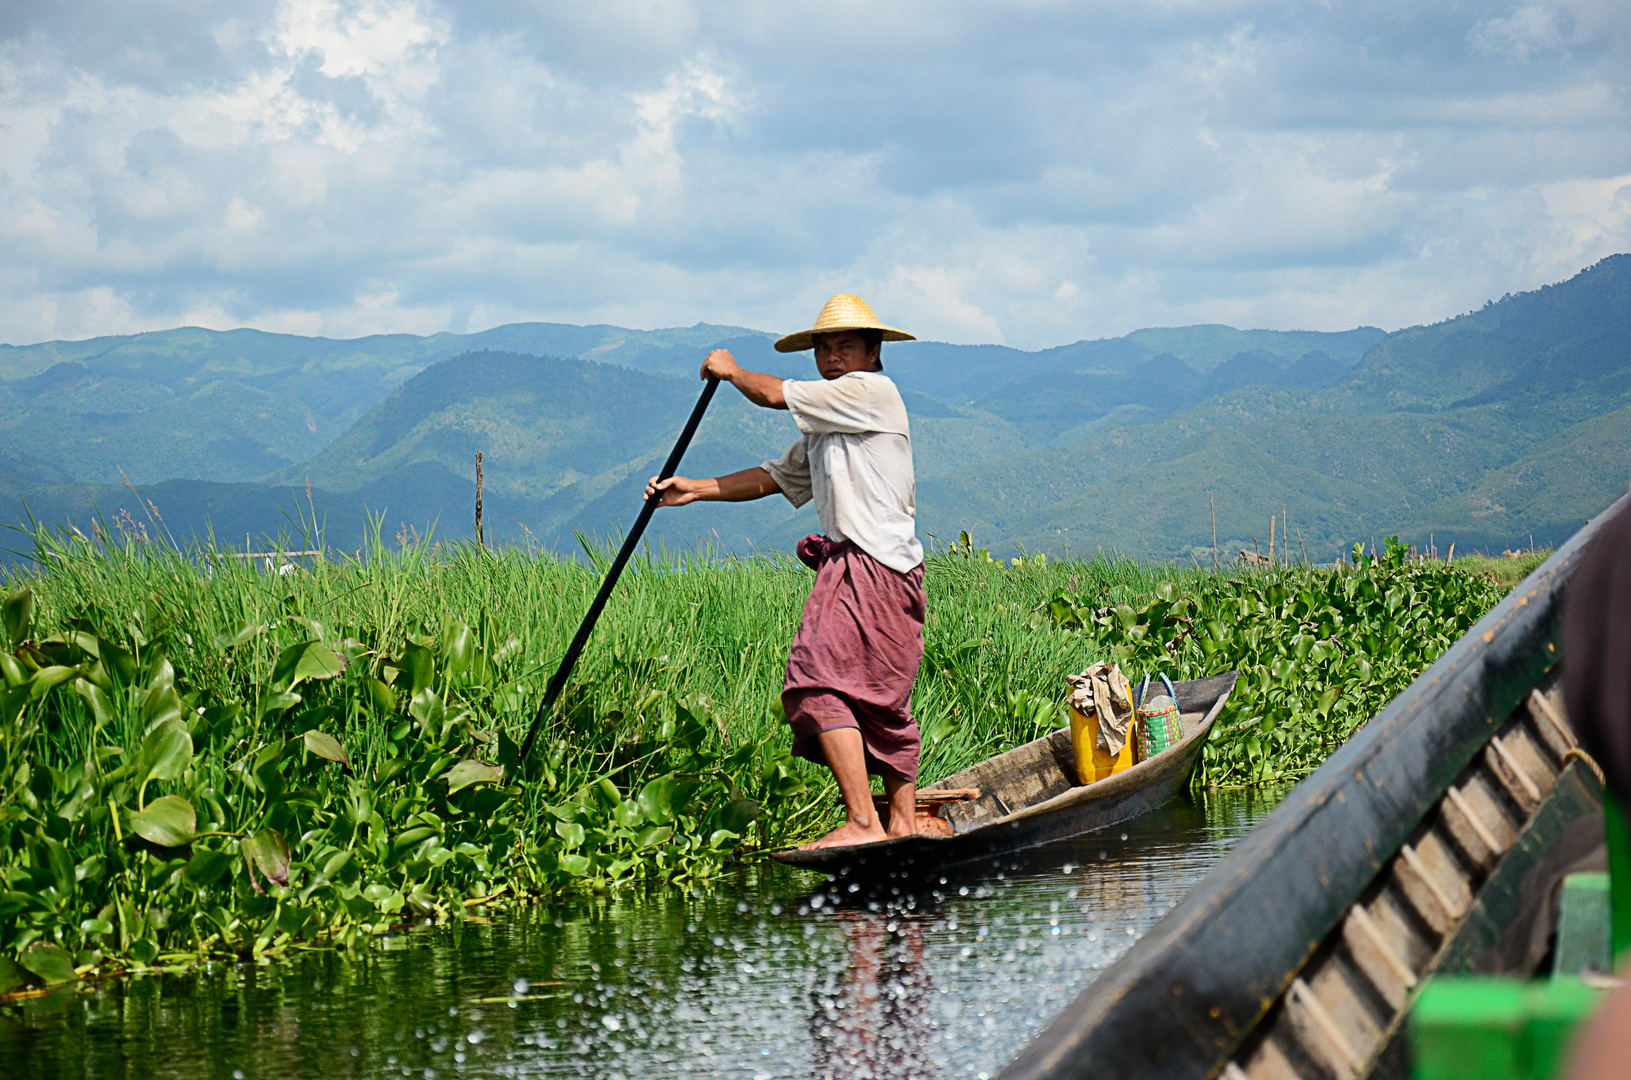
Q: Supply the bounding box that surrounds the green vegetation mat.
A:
[0,530,1509,994]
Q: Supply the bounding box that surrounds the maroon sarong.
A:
[783,534,926,782]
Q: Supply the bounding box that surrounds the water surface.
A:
[1,786,1287,1080]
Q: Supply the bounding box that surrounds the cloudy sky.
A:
[2,0,1628,349]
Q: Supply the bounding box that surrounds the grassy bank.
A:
[0,528,1511,992]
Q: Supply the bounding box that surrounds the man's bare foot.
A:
[799,818,889,850]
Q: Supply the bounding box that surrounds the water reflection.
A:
[810,912,937,1080]
[0,785,1287,1079]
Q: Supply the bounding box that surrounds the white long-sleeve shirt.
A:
[761,370,924,574]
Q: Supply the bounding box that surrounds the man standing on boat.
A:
[645,295,929,849]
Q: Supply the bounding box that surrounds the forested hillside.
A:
[2,257,1627,560]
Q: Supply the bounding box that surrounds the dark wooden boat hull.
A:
[771,671,1238,878]
[1000,494,1627,1080]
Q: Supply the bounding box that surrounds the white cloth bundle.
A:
[1065,662,1135,756]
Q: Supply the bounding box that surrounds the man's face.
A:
[812,331,879,380]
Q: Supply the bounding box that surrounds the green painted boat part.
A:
[1552,872,1611,977]
[1604,789,1631,964]
[1410,976,1607,1080]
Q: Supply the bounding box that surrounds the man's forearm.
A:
[727,369,787,409]
[698,467,782,502]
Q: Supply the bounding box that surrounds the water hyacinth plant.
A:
[1040,537,1508,785]
[0,535,814,996]
[0,523,1521,997]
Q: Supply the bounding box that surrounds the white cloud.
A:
[1470,6,1568,60]
[0,0,1628,347]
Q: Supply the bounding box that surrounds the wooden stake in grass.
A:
[1210,491,1218,575]
[1298,527,1308,567]
[475,451,485,548]
[1269,514,1276,568]
[1448,542,1455,564]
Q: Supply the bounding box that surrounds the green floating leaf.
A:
[2,587,33,650]
[139,684,184,730]
[496,729,521,771]
[20,944,76,984]
[138,718,193,784]
[212,621,264,651]
[73,678,112,727]
[28,665,76,701]
[302,730,349,765]
[399,642,435,695]
[721,798,760,834]
[184,849,236,888]
[634,824,674,851]
[272,639,344,690]
[367,677,396,715]
[129,937,159,964]
[445,759,503,794]
[130,795,197,847]
[409,687,445,736]
[392,825,438,852]
[441,621,474,678]
[0,954,32,996]
[0,652,25,689]
[104,636,138,680]
[260,690,301,717]
[554,820,584,849]
[637,774,681,824]
[557,852,590,876]
[241,828,290,892]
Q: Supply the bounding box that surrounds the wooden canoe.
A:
[770,670,1238,877]
[1001,494,1627,1080]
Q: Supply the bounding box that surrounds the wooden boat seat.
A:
[868,788,982,817]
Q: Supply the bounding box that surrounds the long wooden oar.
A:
[518,376,720,759]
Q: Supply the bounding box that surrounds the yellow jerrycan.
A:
[1065,662,1137,785]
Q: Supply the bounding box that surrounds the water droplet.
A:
[1061,863,1076,874]
[513,978,529,995]
[847,882,860,893]
[448,1006,459,1017]
[958,885,969,896]
[1120,832,1128,841]
[234,1072,245,1080]
[602,1015,622,1032]
[467,1030,484,1045]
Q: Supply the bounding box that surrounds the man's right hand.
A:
[646,475,703,506]
[700,349,741,382]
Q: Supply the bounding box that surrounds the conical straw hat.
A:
[773,294,916,353]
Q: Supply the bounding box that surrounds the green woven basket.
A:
[1135,674,1184,760]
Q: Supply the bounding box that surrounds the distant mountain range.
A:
[2,256,1628,562]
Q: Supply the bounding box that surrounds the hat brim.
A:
[773,325,917,353]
